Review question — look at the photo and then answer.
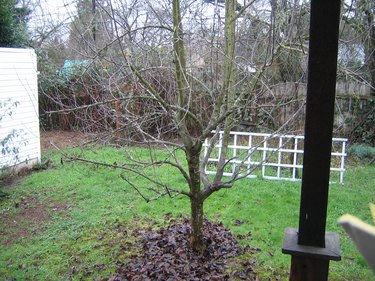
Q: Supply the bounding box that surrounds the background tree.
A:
[0,0,31,47]
[341,0,375,95]
[337,0,375,145]
[67,0,113,57]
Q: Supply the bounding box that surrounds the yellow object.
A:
[338,204,375,274]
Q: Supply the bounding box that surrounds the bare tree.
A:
[341,0,375,95]
[39,0,308,252]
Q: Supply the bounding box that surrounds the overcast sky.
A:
[29,0,76,28]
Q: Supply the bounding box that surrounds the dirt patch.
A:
[0,174,28,190]
[40,130,92,152]
[0,131,82,244]
[0,130,85,187]
[0,197,71,245]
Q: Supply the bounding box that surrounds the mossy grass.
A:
[0,146,374,280]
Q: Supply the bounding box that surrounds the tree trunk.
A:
[214,0,237,184]
[364,6,375,96]
[186,143,204,252]
[171,0,204,252]
[369,28,375,96]
[190,195,204,253]
[360,2,375,96]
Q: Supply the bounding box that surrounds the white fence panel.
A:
[203,131,347,184]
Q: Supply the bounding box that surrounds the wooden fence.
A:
[240,82,374,136]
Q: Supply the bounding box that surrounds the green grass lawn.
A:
[0,146,374,280]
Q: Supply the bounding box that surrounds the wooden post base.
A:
[282,228,341,281]
[289,255,329,281]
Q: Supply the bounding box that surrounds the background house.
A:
[0,47,40,171]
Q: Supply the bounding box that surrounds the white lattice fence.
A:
[203,131,348,184]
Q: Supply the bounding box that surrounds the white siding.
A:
[0,48,41,169]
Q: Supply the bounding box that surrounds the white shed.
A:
[0,48,40,171]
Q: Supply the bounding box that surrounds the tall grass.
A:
[0,146,374,280]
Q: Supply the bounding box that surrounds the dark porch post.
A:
[282,0,342,280]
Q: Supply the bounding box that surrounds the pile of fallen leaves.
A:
[108,217,258,280]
